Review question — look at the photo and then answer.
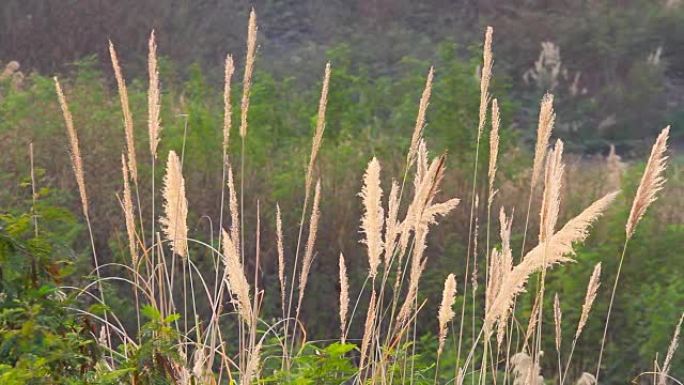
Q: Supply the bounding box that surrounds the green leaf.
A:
[323,342,356,356]
[140,305,161,321]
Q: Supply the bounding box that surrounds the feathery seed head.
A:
[478,26,494,139]
[55,77,89,218]
[659,312,684,385]
[276,204,286,317]
[223,54,235,154]
[511,352,544,385]
[360,157,384,278]
[359,289,377,370]
[626,126,669,238]
[488,98,501,205]
[339,253,349,343]
[147,30,162,158]
[407,67,434,167]
[241,341,262,385]
[531,93,555,189]
[485,191,618,333]
[553,293,562,351]
[239,9,258,139]
[576,373,597,385]
[606,144,624,191]
[121,154,137,265]
[539,139,564,243]
[384,180,401,263]
[227,165,240,253]
[160,150,188,258]
[221,229,252,323]
[576,263,601,339]
[298,180,321,312]
[109,41,138,182]
[305,63,331,201]
[437,273,457,355]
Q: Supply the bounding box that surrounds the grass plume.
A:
[437,273,457,356]
[339,252,349,343]
[160,150,189,258]
[626,126,670,239]
[147,30,161,158]
[360,157,384,278]
[221,229,252,324]
[239,9,258,139]
[109,41,138,182]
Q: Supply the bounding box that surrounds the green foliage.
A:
[106,306,182,385]
[0,198,98,384]
[265,342,357,384]
[544,160,684,382]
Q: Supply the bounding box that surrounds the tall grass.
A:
[45,9,683,385]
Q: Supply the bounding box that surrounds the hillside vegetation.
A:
[0,5,683,385]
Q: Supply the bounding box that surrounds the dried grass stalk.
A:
[576,263,601,339]
[383,180,401,263]
[539,139,564,243]
[54,78,89,217]
[487,248,502,324]
[360,157,384,278]
[606,144,624,191]
[221,229,252,323]
[511,352,544,385]
[147,30,162,158]
[223,54,235,154]
[160,151,188,258]
[276,204,286,316]
[531,94,555,189]
[396,229,428,331]
[241,341,262,385]
[175,350,191,384]
[487,209,514,311]
[192,347,208,382]
[339,253,349,343]
[416,140,428,184]
[499,207,514,274]
[456,368,465,385]
[359,289,377,370]
[121,154,137,265]
[494,208,514,346]
[524,293,542,347]
[399,154,431,253]
[228,165,240,253]
[437,273,457,355]
[472,196,480,291]
[659,312,684,385]
[626,126,670,238]
[407,67,434,166]
[239,9,258,139]
[109,41,138,182]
